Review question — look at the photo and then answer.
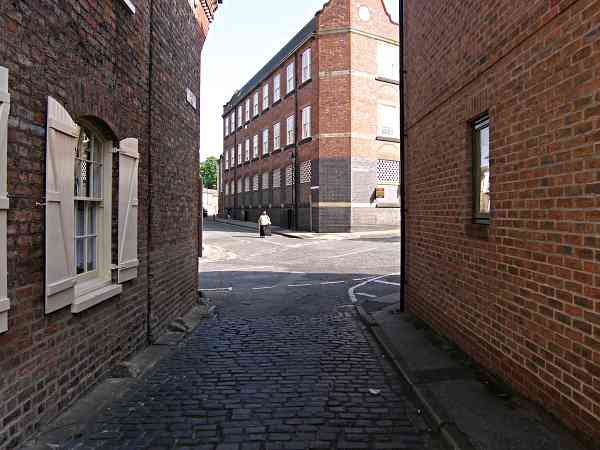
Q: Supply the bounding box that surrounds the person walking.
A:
[258,210,272,238]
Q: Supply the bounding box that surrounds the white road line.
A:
[353,276,373,281]
[252,286,275,290]
[199,287,233,292]
[348,272,400,303]
[327,248,376,259]
[374,279,401,287]
[320,281,345,285]
[288,283,312,287]
[289,271,306,274]
[355,292,377,298]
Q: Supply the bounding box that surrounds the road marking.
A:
[348,273,400,303]
[320,281,345,285]
[199,287,233,292]
[289,271,306,274]
[353,276,373,281]
[252,286,275,290]
[288,283,312,287]
[374,280,401,287]
[355,292,377,298]
[327,248,376,259]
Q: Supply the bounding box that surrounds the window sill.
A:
[299,78,312,89]
[376,136,401,143]
[272,148,282,154]
[263,106,269,112]
[284,143,295,150]
[273,98,281,106]
[376,203,400,208]
[299,137,312,145]
[72,281,122,314]
[284,90,294,99]
[375,76,400,85]
[263,153,270,159]
[465,222,489,240]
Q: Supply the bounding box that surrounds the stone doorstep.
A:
[20,301,210,450]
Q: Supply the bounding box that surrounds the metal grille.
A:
[285,165,293,186]
[273,169,281,188]
[377,159,400,184]
[262,172,269,190]
[253,174,259,191]
[300,160,311,184]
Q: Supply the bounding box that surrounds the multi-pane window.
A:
[225,149,229,170]
[253,135,259,159]
[273,122,281,150]
[302,48,311,83]
[245,99,250,122]
[286,115,295,145]
[377,104,400,138]
[74,128,102,276]
[377,42,400,81]
[262,172,269,190]
[245,177,250,192]
[253,174,259,191]
[245,138,250,162]
[230,147,235,167]
[473,116,490,219]
[262,128,269,155]
[263,84,269,110]
[302,106,311,139]
[273,74,281,102]
[286,62,295,94]
[273,169,281,188]
[253,91,259,117]
[238,105,243,128]
[224,117,229,137]
[225,182,229,195]
[237,178,242,194]
[237,144,242,166]
[231,113,235,131]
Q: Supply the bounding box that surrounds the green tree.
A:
[200,156,218,189]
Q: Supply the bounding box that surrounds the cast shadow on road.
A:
[198,269,401,319]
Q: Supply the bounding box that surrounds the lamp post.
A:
[399,0,406,313]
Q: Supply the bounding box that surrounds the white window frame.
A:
[263,84,269,110]
[377,42,400,81]
[225,149,229,170]
[238,105,243,128]
[286,115,295,146]
[245,99,250,123]
[377,104,400,139]
[231,113,235,132]
[262,172,269,190]
[273,122,281,150]
[286,63,295,94]
[245,177,250,192]
[262,129,269,155]
[230,147,235,167]
[302,48,311,83]
[273,74,281,102]
[245,138,250,162]
[237,143,242,166]
[253,135,259,159]
[253,174,259,191]
[253,91,259,117]
[302,106,311,140]
[224,116,229,137]
[0,67,10,333]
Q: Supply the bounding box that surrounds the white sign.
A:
[186,88,197,110]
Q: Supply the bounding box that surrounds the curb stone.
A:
[355,304,476,450]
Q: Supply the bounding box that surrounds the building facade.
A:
[405,0,600,443]
[0,0,219,447]
[219,0,400,232]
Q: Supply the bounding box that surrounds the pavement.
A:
[357,306,597,450]
[212,216,400,240]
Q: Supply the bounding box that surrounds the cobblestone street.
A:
[54,223,440,449]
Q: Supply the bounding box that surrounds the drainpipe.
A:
[146,0,155,344]
[399,0,407,313]
[293,52,299,230]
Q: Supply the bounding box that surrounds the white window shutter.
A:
[0,67,10,332]
[118,138,139,283]
[45,97,78,314]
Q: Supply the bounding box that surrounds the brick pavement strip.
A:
[64,313,428,450]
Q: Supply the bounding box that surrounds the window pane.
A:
[76,201,85,237]
[87,237,96,272]
[76,238,85,274]
[88,204,97,235]
[479,125,490,214]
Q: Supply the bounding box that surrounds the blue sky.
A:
[200,0,399,160]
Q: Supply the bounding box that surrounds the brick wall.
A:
[405,0,600,442]
[0,0,209,447]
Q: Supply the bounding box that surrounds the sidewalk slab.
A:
[214,217,400,240]
[358,303,595,450]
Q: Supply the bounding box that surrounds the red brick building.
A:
[219,0,400,232]
[0,0,219,447]
[404,0,600,442]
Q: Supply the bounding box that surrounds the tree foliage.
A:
[200,156,218,189]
